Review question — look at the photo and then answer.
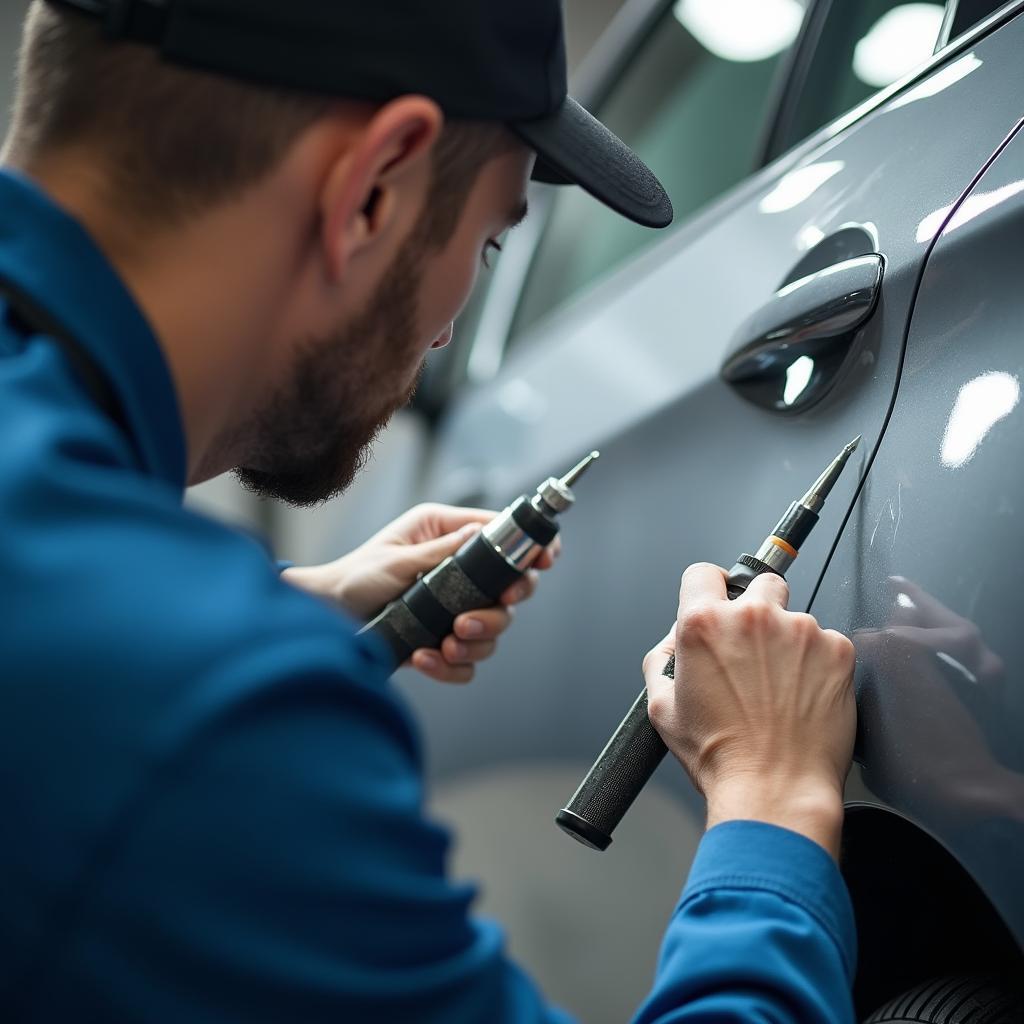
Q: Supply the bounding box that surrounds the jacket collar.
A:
[0,168,186,491]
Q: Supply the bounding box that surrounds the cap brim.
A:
[510,97,673,229]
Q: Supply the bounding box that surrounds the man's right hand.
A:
[643,563,857,860]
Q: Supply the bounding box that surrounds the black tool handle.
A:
[556,554,778,850]
[362,532,524,667]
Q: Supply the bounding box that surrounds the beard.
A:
[230,241,428,508]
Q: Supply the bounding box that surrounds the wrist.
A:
[282,563,348,607]
[705,774,845,861]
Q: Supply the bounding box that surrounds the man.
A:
[0,1,857,1021]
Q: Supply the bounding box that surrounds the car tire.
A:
[864,973,1024,1023]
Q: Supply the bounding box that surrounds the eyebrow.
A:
[507,199,529,230]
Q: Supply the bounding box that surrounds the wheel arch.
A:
[842,803,1022,1018]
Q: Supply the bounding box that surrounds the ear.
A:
[319,96,444,282]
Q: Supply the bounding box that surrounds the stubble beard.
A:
[231,241,427,508]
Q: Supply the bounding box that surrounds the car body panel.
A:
[816,119,1024,948]
[388,8,1024,1019]
[409,12,1024,798]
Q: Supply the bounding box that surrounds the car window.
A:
[779,1,947,152]
[506,0,810,347]
[943,0,1015,40]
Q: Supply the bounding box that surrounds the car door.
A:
[402,3,1024,1022]
[410,0,1024,786]
[810,111,1024,953]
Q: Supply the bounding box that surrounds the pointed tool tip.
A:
[560,451,600,488]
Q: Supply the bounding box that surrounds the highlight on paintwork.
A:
[783,356,815,406]
[759,161,845,214]
[940,370,1020,468]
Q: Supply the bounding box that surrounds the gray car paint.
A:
[394,7,1024,1018]
[816,118,1024,947]
[410,12,1024,786]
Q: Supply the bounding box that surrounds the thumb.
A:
[399,523,481,578]
[642,625,676,682]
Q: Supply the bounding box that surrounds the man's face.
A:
[233,144,533,507]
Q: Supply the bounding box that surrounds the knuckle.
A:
[827,629,856,665]
[679,603,717,642]
[686,561,717,575]
[735,599,773,630]
[646,690,670,726]
[643,638,672,676]
[681,562,717,585]
[411,501,439,518]
[790,611,820,637]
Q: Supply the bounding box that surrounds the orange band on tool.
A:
[769,535,799,559]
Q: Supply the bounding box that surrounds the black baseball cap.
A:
[46,0,673,229]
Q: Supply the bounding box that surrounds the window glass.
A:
[782,1,946,150]
[507,0,809,345]
[947,0,1012,40]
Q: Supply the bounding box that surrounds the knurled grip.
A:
[557,690,667,850]
[360,533,524,668]
[557,554,779,850]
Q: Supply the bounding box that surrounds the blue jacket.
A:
[0,169,856,1022]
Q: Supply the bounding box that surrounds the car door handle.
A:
[721,253,884,411]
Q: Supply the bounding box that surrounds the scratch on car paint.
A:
[869,485,904,549]
[870,497,895,547]
[891,483,903,549]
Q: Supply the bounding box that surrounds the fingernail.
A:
[417,651,440,670]
[509,584,528,602]
[449,641,468,660]
[461,618,484,637]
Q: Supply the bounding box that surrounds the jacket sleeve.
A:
[32,624,852,1024]
[632,820,858,1024]
[27,632,576,1024]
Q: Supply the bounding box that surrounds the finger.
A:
[533,536,562,570]
[741,572,790,608]
[419,504,498,538]
[501,570,539,606]
[399,523,481,578]
[533,550,555,571]
[410,648,475,684]
[454,605,513,640]
[642,625,677,684]
[441,635,497,664]
[678,563,729,610]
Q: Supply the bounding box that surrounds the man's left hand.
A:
[282,503,558,683]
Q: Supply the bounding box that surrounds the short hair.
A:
[5,1,515,241]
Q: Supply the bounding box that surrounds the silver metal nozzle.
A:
[559,451,600,490]
[534,452,601,515]
[799,436,861,514]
